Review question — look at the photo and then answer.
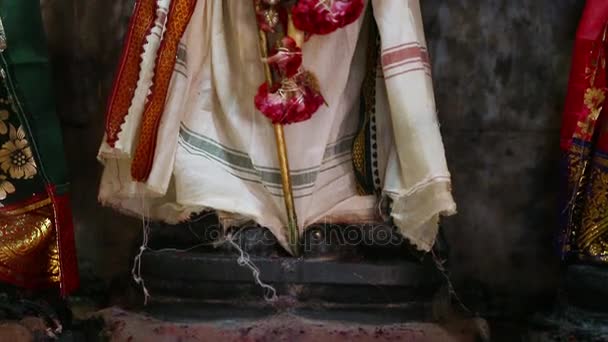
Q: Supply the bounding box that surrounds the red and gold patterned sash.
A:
[104,0,157,147]
[131,0,197,181]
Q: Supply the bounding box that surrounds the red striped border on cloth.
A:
[381,42,431,80]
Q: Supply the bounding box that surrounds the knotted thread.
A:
[131,208,278,304]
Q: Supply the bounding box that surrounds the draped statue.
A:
[98,0,457,256]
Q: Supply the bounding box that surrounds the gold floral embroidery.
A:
[0,110,8,135]
[0,174,14,200]
[585,87,606,110]
[577,118,594,138]
[575,87,607,140]
[0,124,37,179]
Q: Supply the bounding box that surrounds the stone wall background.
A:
[39,0,585,298]
[421,0,583,296]
[41,0,139,284]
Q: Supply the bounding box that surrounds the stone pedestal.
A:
[137,219,443,308]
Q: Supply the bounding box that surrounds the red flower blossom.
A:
[255,83,284,122]
[292,0,365,35]
[265,36,303,78]
[254,71,325,125]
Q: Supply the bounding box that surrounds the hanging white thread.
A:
[132,191,151,305]
[133,221,278,303]
[431,248,471,315]
[226,232,278,302]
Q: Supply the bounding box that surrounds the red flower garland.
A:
[253,0,363,125]
[291,0,365,35]
[264,36,302,78]
[255,71,325,125]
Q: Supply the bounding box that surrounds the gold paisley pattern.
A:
[0,199,60,285]
[0,124,37,180]
[576,157,608,262]
[562,26,608,261]
[566,103,608,261]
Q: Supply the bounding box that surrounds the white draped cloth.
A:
[98,0,457,253]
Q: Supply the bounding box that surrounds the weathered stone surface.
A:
[42,0,140,284]
[421,0,582,295]
[523,306,608,342]
[0,322,33,342]
[95,307,483,342]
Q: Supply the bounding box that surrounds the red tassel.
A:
[265,36,303,78]
[255,70,325,125]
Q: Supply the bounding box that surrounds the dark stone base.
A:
[518,306,608,341]
[506,264,608,341]
[140,252,442,305]
[99,221,468,340]
[564,264,608,312]
[137,219,445,306]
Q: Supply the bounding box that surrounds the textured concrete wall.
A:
[422,0,582,295]
[40,0,584,295]
[41,0,140,283]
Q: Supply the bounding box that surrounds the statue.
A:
[98,0,456,260]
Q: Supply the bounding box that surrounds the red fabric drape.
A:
[560,0,608,263]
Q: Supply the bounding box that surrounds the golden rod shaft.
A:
[256,28,300,255]
[273,124,299,254]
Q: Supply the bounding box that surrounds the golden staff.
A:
[254,6,302,255]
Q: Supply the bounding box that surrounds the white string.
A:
[376,195,390,222]
[315,0,339,24]
[431,248,471,315]
[131,212,278,304]
[131,192,151,305]
[226,232,278,302]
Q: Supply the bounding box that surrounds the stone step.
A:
[140,252,441,303]
[92,307,485,342]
